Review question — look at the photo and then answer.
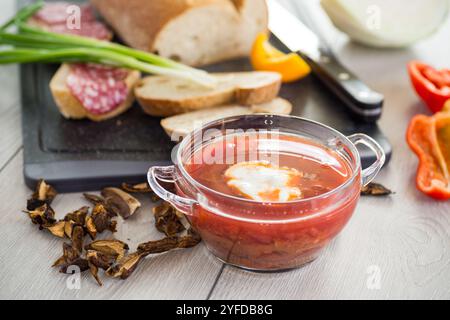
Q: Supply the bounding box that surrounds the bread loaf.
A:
[90,0,268,66]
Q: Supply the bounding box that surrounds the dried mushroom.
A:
[153,202,185,237]
[64,206,89,225]
[64,219,76,238]
[22,178,204,287]
[180,229,201,247]
[53,242,89,274]
[90,203,118,234]
[85,239,129,261]
[85,215,97,240]
[24,203,56,228]
[137,229,201,256]
[71,226,85,253]
[121,182,152,193]
[83,193,106,206]
[106,252,145,280]
[361,182,393,196]
[101,187,141,219]
[62,206,89,239]
[87,250,115,270]
[83,193,119,217]
[87,250,116,286]
[27,179,57,211]
[44,221,66,238]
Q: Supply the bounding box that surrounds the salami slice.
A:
[66,64,130,115]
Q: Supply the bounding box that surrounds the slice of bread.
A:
[135,71,282,117]
[49,64,141,122]
[161,97,292,139]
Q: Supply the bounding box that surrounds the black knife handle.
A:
[298,51,384,122]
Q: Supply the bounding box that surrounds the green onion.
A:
[0,2,216,87]
[0,1,43,31]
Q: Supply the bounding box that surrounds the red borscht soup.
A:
[179,131,360,270]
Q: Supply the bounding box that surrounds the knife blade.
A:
[267,0,384,122]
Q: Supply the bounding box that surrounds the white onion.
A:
[321,0,449,47]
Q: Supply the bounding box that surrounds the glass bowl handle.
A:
[347,133,386,187]
[147,165,197,215]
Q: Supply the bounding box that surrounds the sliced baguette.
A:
[90,0,268,66]
[161,97,292,139]
[49,64,141,122]
[135,71,282,117]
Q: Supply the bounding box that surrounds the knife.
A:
[267,0,384,122]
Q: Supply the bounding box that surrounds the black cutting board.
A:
[20,1,392,192]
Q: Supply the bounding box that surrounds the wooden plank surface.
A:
[0,0,449,300]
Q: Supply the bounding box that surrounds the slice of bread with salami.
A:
[50,64,141,122]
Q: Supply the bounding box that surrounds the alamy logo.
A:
[366,265,381,290]
[366,5,381,31]
[66,265,81,290]
[66,5,81,30]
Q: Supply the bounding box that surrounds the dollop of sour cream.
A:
[224,161,302,202]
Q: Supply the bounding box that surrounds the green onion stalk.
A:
[0,1,216,87]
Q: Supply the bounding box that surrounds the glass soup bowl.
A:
[148,115,385,271]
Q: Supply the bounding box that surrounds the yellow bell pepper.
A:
[250,33,311,83]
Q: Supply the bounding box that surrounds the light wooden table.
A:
[1,0,449,300]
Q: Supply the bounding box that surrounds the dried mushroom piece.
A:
[53,242,89,274]
[64,206,89,225]
[91,204,118,233]
[181,228,201,247]
[361,182,393,196]
[83,193,106,206]
[62,206,90,239]
[121,182,152,193]
[106,252,145,280]
[121,182,160,202]
[88,261,102,286]
[153,202,185,237]
[101,187,141,219]
[86,250,116,286]
[87,250,115,270]
[137,229,201,256]
[44,221,66,238]
[85,216,97,240]
[85,240,129,261]
[24,204,56,228]
[27,179,57,211]
[71,226,85,254]
[83,193,118,217]
[137,237,179,255]
[64,220,76,238]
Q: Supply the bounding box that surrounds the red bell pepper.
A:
[407,107,450,200]
[408,61,450,113]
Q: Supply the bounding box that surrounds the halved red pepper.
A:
[407,103,450,200]
[408,61,450,113]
